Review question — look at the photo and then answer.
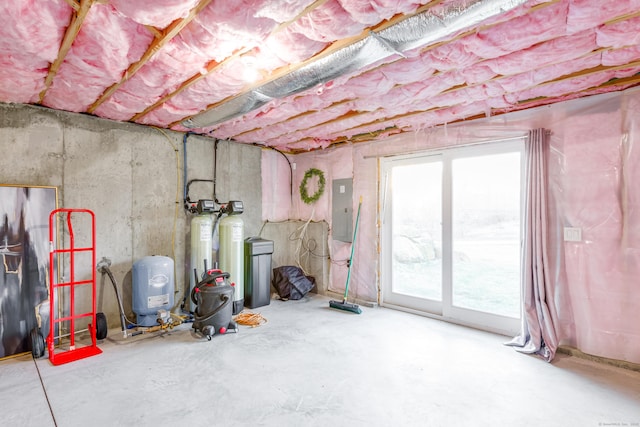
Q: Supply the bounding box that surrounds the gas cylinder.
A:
[218,201,244,315]
[189,202,214,312]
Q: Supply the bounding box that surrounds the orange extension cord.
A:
[234,311,267,327]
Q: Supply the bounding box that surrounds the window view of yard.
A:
[391,151,521,319]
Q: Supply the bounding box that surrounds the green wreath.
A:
[299,168,326,204]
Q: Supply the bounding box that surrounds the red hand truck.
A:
[47,208,102,365]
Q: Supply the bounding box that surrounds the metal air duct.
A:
[182,0,528,129]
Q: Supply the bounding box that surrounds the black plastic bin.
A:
[244,237,274,309]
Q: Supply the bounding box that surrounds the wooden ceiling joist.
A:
[284,71,640,152]
[166,0,449,129]
[262,58,640,149]
[229,7,640,146]
[38,0,94,104]
[86,0,214,114]
[63,0,80,12]
[132,0,348,124]
[171,0,559,133]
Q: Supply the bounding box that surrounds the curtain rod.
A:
[362,135,527,159]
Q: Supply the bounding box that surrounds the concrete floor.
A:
[2,294,639,427]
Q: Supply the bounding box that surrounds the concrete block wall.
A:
[0,103,262,329]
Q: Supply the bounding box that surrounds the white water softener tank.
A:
[218,201,244,315]
[189,200,215,312]
[132,256,175,327]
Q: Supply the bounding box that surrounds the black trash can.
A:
[244,237,274,309]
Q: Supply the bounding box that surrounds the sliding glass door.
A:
[382,141,524,335]
[388,157,443,314]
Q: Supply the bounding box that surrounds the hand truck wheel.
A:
[30,327,45,359]
[96,312,108,340]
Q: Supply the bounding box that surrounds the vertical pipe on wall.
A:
[183,132,190,208]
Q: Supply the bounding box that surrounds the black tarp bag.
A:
[272,266,315,300]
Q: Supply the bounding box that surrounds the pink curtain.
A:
[506,128,559,361]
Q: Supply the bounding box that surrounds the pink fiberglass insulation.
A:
[483,30,597,76]
[288,0,366,42]
[507,66,640,103]
[459,63,498,85]
[353,83,430,114]
[139,57,262,127]
[94,40,210,121]
[596,16,640,49]
[328,117,398,141]
[260,27,329,65]
[337,0,426,26]
[254,0,316,22]
[93,88,155,121]
[266,109,391,147]
[0,0,72,103]
[565,0,640,35]
[339,69,397,99]
[99,1,279,122]
[44,4,154,113]
[496,81,640,112]
[245,28,331,74]
[327,54,404,89]
[460,1,568,60]
[424,40,481,72]
[213,53,402,138]
[497,54,602,94]
[350,66,441,112]
[213,102,303,138]
[378,55,435,85]
[484,96,512,109]
[166,58,254,109]
[110,0,199,29]
[178,0,277,63]
[451,81,506,105]
[234,102,356,143]
[602,45,640,67]
[389,102,486,130]
[401,72,467,101]
[268,69,459,134]
[138,102,202,127]
[143,35,330,128]
[427,85,478,109]
[212,94,338,139]
[288,55,402,101]
[210,56,406,139]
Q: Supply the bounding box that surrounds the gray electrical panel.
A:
[332,178,353,242]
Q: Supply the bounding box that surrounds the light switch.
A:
[563,227,582,242]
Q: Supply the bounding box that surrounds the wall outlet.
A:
[563,227,582,242]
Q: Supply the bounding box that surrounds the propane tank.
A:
[189,200,215,312]
[218,201,244,315]
[132,256,175,327]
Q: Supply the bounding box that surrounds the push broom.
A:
[329,196,363,314]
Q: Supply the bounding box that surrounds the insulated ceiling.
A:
[2,0,640,153]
